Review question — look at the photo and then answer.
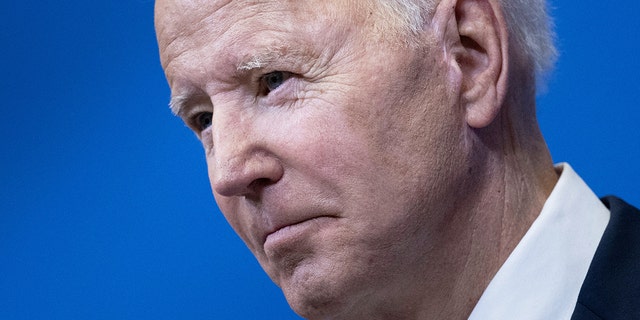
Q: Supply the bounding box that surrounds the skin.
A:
[156,0,559,318]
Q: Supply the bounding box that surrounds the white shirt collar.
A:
[469,163,610,320]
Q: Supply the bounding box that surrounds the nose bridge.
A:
[209,104,282,197]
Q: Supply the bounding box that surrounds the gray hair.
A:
[376,0,557,81]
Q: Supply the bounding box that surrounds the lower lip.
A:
[264,216,335,250]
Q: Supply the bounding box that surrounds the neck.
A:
[437,99,559,318]
[406,101,558,319]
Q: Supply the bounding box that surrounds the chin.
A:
[276,257,372,320]
[284,283,353,320]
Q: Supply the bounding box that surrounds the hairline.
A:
[369,0,557,83]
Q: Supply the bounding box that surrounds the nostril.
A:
[247,177,276,194]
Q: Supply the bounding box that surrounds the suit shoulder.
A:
[572,196,640,319]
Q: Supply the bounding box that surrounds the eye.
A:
[259,71,291,95]
[194,112,213,132]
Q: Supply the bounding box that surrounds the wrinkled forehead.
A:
[155,0,382,49]
[155,0,236,54]
[155,0,383,78]
[157,0,346,40]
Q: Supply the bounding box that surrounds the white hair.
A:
[375,0,557,81]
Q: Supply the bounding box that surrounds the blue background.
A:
[1,1,638,319]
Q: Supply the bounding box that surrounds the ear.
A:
[436,0,509,128]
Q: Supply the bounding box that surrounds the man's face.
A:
[157,0,472,317]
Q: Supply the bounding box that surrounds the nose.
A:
[208,108,283,199]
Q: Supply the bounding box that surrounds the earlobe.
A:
[451,0,509,129]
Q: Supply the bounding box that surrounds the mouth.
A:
[263,215,337,249]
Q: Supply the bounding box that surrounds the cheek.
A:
[211,193,239,232]
[266,98,370,173]
[209,173,257,247]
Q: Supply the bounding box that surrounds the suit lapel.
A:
[571,196,640,320]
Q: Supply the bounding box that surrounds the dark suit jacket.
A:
[571,196,640,320]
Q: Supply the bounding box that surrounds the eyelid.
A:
[258,71,293,96]
[258,77,306,110]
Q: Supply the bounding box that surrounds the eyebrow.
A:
[168,50,285,116]
[169,94,190,116]
[236,48,285,72]
[169,90,209,117]
[236,44,314,72]
[237,55,269,71]
[168,46,312,116]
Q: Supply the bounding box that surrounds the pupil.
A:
[265,72,284,91]
[199,113,212,130]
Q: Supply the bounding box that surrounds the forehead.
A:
[156,0,290,45]
[155,0,380,91]
[156,0,382,59]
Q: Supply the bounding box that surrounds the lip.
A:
[263,215,337,249]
